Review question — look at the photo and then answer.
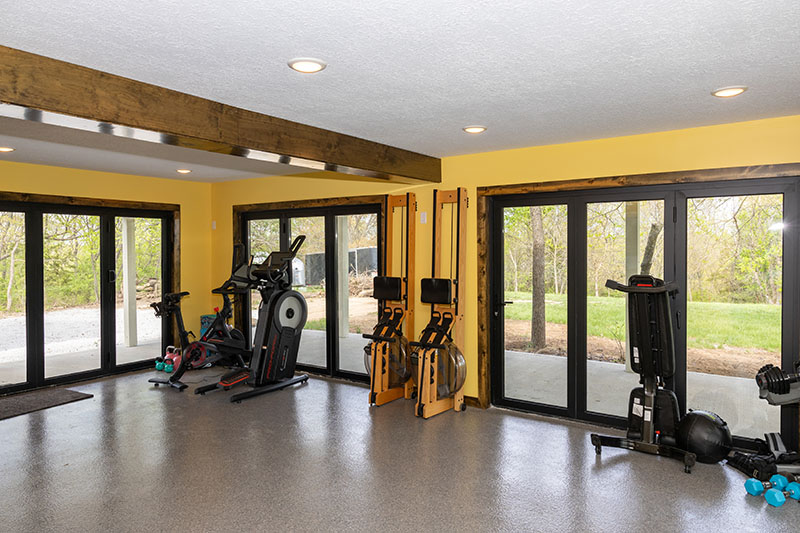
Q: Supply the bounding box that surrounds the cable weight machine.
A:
[411,188,467,419]
[363,193,416,406]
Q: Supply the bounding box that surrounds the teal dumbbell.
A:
[155,357,165,371]
[164,361,174,373]
[745,474,791,496]
[765,481,800,507]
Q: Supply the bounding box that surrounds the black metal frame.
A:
[489,177,800,451]
[241,203,382,383]
[0,201,175,395]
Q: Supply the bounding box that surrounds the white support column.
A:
[121,217,138,347]
[337,217,350,339]
[624,202,639,373]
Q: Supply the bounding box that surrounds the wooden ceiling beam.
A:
[0,45,441,183]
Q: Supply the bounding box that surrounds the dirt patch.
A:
[504,319,779,379]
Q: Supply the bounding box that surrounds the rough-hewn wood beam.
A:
[0,45,441,183]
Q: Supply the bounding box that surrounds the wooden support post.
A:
[121,217,137,347]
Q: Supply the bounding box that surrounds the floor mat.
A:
[0,387,93,421]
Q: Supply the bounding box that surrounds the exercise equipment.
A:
[149,246,253,391]
[745,473,799,496]
[411,188,467,419]
[676,410,732,464]
[757,362,800,405]
[726,363,800,479]
[765,482,800,507]
[195,236,309,402]
[363,193,416,406]
[590,276,697,473]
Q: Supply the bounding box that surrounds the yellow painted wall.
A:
[211,114,800,398]
[2,114,799,396]
[0,161,214,334]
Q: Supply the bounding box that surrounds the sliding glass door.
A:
[0,204,173,395]
[243,204,381,382]
[491,179,799,448]
[684,194,784,439]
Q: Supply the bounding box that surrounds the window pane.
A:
[503,205,568,407]
[115,217,162,365]
[0,212,26,386]
[686,195,782,438]
[248,219,281,343]
[291,216,327,368]
[335,213,378,375]
[44,214,102,378]
[586,200,664,417]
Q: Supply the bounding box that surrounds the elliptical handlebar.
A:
[251,235,306,283]
[605,279,679,295]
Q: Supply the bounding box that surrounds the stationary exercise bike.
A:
[195,236,309,402]
[149,245,254,391]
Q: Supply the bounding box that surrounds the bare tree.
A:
[530,206,546,351]
[640,222,663,275]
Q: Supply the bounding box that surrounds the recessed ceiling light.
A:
[288,58,327,74]
[463,125,487,134]
[711,86,747,98]
[0,147,15,153]
[176,169,192,174]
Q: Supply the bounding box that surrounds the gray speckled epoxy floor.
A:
[0,370,796,533]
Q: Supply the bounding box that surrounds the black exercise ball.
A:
[676,410,732,464]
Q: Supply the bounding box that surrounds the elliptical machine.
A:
[195,236,309,403]
[149,244,254,390]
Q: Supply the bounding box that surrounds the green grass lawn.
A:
[503,292,781,352]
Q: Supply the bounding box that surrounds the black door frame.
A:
[0,201,175,395]
[241,203,382,383]
[489,177,799,450]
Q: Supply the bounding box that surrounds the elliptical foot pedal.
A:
[219,371,250,388]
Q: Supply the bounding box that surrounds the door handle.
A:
[493,301,513,317]
[675,310,681,330]
[108,270,117,283]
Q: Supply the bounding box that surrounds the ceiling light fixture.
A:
[0,146,15,153]
[463,125,487,134]
[711,86,747,98]
[288,58,327,74]
[176,169,192,174]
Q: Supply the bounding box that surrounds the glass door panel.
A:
[43,214,102,377]
[502,205,568,407]
[291,216,327,368]
[0,212,26,386]
[586,200,664,416]
[248,218,281,343]
[115,217,163,365]
[686,194,783,438]
[335,213,378,375]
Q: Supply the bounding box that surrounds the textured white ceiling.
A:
[1,0,799,159]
